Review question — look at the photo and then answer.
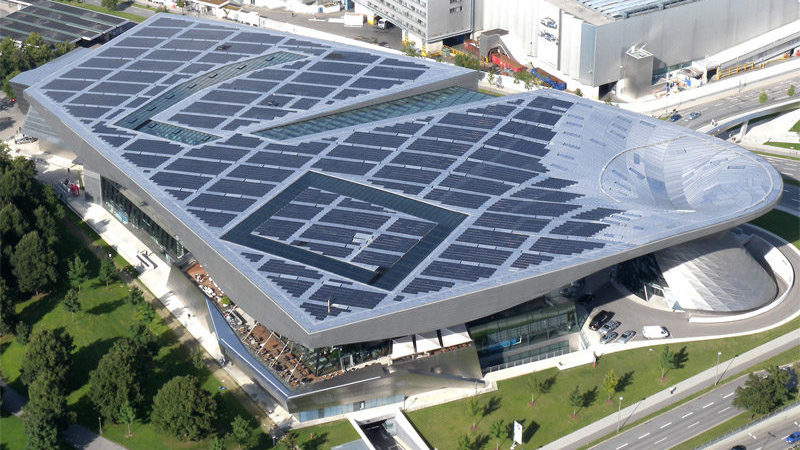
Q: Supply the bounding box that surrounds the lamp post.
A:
[98,416,102,435]
[714,351,722,386]
[616,396,623,432]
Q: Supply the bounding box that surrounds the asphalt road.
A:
[762,154,800,181]
[779,184,800,215]
[593,378,743,449]
[717,405,800,450]
[669,71,800,131]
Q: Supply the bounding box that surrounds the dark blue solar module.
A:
[402,277,454,294]
[374,166,438,184]
[338,198,385,212]
[255,218,303,240]
[247,152,311,168]
[369,180,424,195]
[188,193,254,212]
[551,221,609,237]
[485,134,549,157]
[425,189,490,209]
[390,152,454,169]
[512,188,582,203]
[368,234,417,253]
[312,159,375,176]
[473,212,549,232]
[438,112,502,129]
[490,199,580,217]
[346,132,408,148]
[457,228,527,248]
[208,179,274,197]
[123,153,168,168]
[268,277,315,297]
[513,108,562,126]
[275,203,323,220]
[440,174,510,196]
[351,77,403,90]
[532,177,577,189]
[472,148,547,173]
[309,284,385,310]
[424,125,485,143]
[456,161,534,184]
[189,209,236,227]
[422,261,496,282]
[573,208,623,221]
[321,209,389,230]
[352,250,401,267]
[441,244,511,265]
[259,259,323,279]
[227,165,292,183]
[185,145,249,162]
[529,96,574,111]
[406,138,472,156]
[529,237,604,255]
[387,218,435,236]
[511,253,554,269]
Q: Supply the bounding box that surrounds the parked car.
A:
[600,331,618,344]
[785,431,800,443]
[686,112,701,120]
[588,310,613,331]
[14,135,37,145]
[598,320,621,335]
[642,326,670,339]
[668,114,681,122]
[617,330,636,344]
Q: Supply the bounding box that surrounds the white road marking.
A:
[659,422,672,429]
[720,406,730,412]
[616,444,628,449]
[702,402,714,408]
[654,437,667,445]
[681,412,693,418]
[688,421,700,428]
[639,433,650,439]
[723,392,734,399]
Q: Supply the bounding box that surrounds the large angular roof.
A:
[25,15,782,341]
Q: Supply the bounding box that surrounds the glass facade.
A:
[468,296,578,369]
[617,254,667,301]
[295,395,404,422]
[101,177,186,260]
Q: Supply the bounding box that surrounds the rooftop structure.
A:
[22,14,782,351]
[0,0,131,45]
[575,0,699,20]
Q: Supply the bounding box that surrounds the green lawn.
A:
[53,0,146,22]
[790,119,800,133]
[0,413,26,450]
[1,210,269,449]
[750,209,800,248]
[283,420,360,449]
[764,141,800,151]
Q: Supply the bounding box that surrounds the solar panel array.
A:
[27,14,781,334]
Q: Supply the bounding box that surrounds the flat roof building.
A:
[17,14,782,419]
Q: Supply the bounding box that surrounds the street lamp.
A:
[714,351,722,386]
[616,396,624,432]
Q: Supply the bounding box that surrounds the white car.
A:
[642,326,669,339]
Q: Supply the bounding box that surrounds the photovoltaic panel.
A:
[250,68,295,81]
[309,61,365,74]
[99,47,148,59]
[345,132,408,148]
[223,42,269,54]
[255,218,303,239]
[369,180,424,195]
[438,112,502,129]
[109,70,165,83]
[406,138,472,156]
[309,284,385,310]
[145,49,200,62]
[441,244,511,265]
[241,107,289,121]
[183,102,244,116]
[573,208,623,221]
[301,224,356,245]
[366,66,424,80]
[292,72,351,86]
[188,193,255,212]
[551,221,609,237]
[61,68,111,80]
[426,188,491,209]
[150,171,211,189]
[456,161,532,184]
[472,147,546,173]
[200,53,244,64]
[467,104,516,117]
[275,203,323,220]
[125,138,183,155]
[533,177,577,189]
[260,95,293,107]
[333,89,367,100]
[375,122,424,136]
[312,159,375,175]
[269,277,315,297]
[202,89,261,104]
[117,37,163,48]
[422,261,495,282]
[43,79,93,91]
[324,51,378,64]
[374,165,438,184]
[473,212,548,232]
[181,63,215,74]
[352,250,401,267]
[188,209,236,228]
[484,134,549,157]
[529,96,574,111]
[380,58,428,69]
[440,174,510,196]
[390,152,454,169]
[185,145,248,161]
[295,240,351,258]
[44,91,73,102]
[222,79,277,92]
[402,277,454,294]
[165,158,230,175]
[178,29,233,40]
[227,165,292,182]
[424,125,485,143]
[490,199,580,217]
[511,253,554,269]
[351,77,403,90]
[90,81,148,95]
[122,152,168,168]
[291,98,319,110]
[133,27,180,38]
[208,179,274,197]
[457,228,527,248]
[247,151,310,168]
[166,189,191,200]
[276,83,335,98]
[512,188,582,203]
[230,31,283,44]
[126,60,182,72]
[327,145,391,162]
[321,209,389,230]
[514,108,562,126]
[259,259,323,279]
[500,120,557,141]
[387,218,435,236]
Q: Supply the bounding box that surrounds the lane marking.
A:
[688,421,700,428]
[616,444,628,449]
[659,422,672,429]
[723,392,734,399]
[654,437,667,444]
[720,406,730,413]
[702,402,714,408]
[639,433,650,439]
[681,412,693,418]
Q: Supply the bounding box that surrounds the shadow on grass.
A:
[542,373,558,392]
[70,337,119,391]
[483,395,502,417]
[674,346,689,369]
[616,371,634,392]
[301,431,328,450]
[582,386,598,408]
[85,299,125,316]
[18,289,63,325]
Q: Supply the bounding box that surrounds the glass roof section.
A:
[255,86,491,141]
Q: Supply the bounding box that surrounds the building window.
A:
[449,6,462,13]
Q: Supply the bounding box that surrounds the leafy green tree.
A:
[176,0,186,8]
[0,203,28,244]
[209,436,225,450]
[758,91,768,103]
[231,415,253,450]
[129,321,158,352]
[568,385,582,418]
[789,85,796,97]
[733,366,791,414]
[24,372,70,449]
[456,434,473,450]
[282,430,298,450]
[0,155,36,205]
[603,369,618,403]
[20,327,74,388]
[88,338,146,423]
[99,257,117,287]
[136,301,156,324]
[33,206,57,247]
[119,401,136,438]
[67,254,88,291]
[401,42,420,57]
[489,418,506,450]
[0,279,17,335]
[526,372,549,406]
[127,286,144,305]
[659,346,676,380]
[10,231,57,295]
[0,37,19,78]
[575,88,583,97]
[20,33,52,71]
[466,394,481,430]
[15,320,31,345]
[513,70,537,90]
[24,406,59,450]
[191,346,205,370]
[53,41,75,58]
[151,375,216,441]
[101,0,119,10]
[454,53,480,70]
[62,288,81,322]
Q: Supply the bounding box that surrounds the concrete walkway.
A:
[544,328,800,449]
[0,378,125,450]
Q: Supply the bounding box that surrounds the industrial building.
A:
[14,14,783,420]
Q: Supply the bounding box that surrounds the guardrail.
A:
[698,400,800,449]
[483,348,569,373]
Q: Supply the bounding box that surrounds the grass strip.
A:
[53,0,146,22]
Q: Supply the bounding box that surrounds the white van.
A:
[642,326,670,339]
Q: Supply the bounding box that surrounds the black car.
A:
[668,113,681,122]
[588,310,613,330]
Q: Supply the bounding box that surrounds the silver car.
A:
[617,330,636,344]
[600,332,618,344]
[599,320,621,335]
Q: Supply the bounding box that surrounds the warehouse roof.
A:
[25,14,782,337]
[0,0,130,44]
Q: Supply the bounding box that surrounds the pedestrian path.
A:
[543,328,800,449]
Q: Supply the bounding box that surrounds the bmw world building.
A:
[14,14,784,421]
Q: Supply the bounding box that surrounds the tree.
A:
[24,406,59,450]
[101,0,119,10]
[99,257,117,287]
[151,375,216,441]
[758,91,768,103]
[401,42,420,57]
[659,346,677,380]
[127,286,144,305]
[15,320,31,345]
[466,394,481,430]
[568,385,582,418]
[20,328,74,388]
[136,301,156,324]
[20,33,53,71]
[210,436,226,450]
[0,279,17,335]
[789,85,796,97]
[88,338,146,423]
[603,369,618,404]
[513,70,537,90]
[119,401,136,438]
[231,415,252,450]
[129,321,158,352]
[10,231,57,295]
[24,372,69,449]
[489,418,505,450]
[526,372,549,406]
[176,0,186,8]
[456,434,473,450]
[0,203,28,243]
[282,430,298,450]
[67,254,88,291]
[575,88,583,97]
[454,53,480,70]
[62,288,81,322]
[733,366,791,414]
[33,206,57,246]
